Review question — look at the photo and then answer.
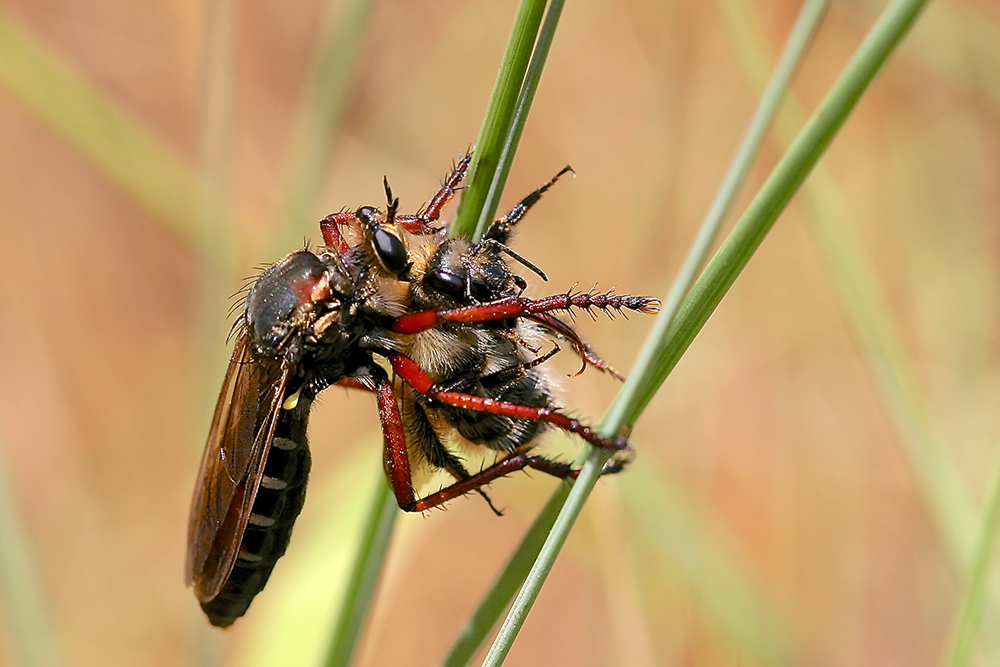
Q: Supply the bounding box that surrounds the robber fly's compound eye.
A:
[355,205,409,277]
[373,228,409,276]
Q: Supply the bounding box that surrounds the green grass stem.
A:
[944,449,1000,667]
[0,431,61,667]
[450,0,547,240]
[719,0,1000,651]
[481,0,930,664]
[320,473,397,667]
[466,0,566,243]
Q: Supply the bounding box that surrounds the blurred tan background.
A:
[0,0,999,665]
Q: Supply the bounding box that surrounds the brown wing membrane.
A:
[185,333,290,600]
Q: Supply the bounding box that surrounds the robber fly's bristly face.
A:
[187,153,659,627]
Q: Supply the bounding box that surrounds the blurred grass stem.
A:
[321,474,397,667]
[721,0,1000,647]
[0,431,61,667]
[944,448,1000,667]
[273,0,374,255]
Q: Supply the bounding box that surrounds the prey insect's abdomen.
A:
[201,398,313,627]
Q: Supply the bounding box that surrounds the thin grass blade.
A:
[0,430,61,667]
[719,0,1000,650]
[482,0,931,664]
[321,473,397,667]
[450,0,547,241]
[0,9,203,251]
[944,447,1000,667]
[467,0,566,243]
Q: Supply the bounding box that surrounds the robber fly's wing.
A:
[185,333,290,600]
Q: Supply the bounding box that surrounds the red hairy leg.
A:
[388,352,628,453]
[374,375,417,509]
[395,152,472,233]
[391,289,661,335]
[319,212,356,255]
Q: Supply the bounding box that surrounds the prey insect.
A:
[185,153,660,627]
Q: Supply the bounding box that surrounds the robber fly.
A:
[185,153,660,627]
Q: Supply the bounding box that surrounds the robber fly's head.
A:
[245,250,352,361]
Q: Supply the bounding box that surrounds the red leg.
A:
[395,152,472,234]
[410,454,567,511]
[409,449,631,512]
[372,357,631,512]
[319,212,357,255]
[375,373,418,509]
[392,288,661,335]
[336,377,374,391]
[388,352,628,453]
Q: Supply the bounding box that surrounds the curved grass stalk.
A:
[720,0,1000,658]
[450,0,549,241]
[944,449,1000,667]
[480,0,930,664]
[445,0,829,662]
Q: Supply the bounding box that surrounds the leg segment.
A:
[528,313,623,380]
[392,288,661,335]
[403,395,503,515]
[408,450,626,512]
[395,152,472,234]
[388,352,629,453]
[319,212,356,255]
[372,355,631,513]
[485,166,574,243]
[335,377,374,391]
[374,372,417,509]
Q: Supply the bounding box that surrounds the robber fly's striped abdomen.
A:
[201,398,312,627]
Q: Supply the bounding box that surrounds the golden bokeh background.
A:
[0,0,998,665]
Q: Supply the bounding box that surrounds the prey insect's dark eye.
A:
[427,268,465,296]
[373,228,408,276]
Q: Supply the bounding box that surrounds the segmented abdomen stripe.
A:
[200,399,313,627]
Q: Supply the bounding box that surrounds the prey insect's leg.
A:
[485,166,574,243]
[388,352,630,454]
[392,289,661,335]
[403,394,503,515]
[395,152,472,234]
[374,368,505,513]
